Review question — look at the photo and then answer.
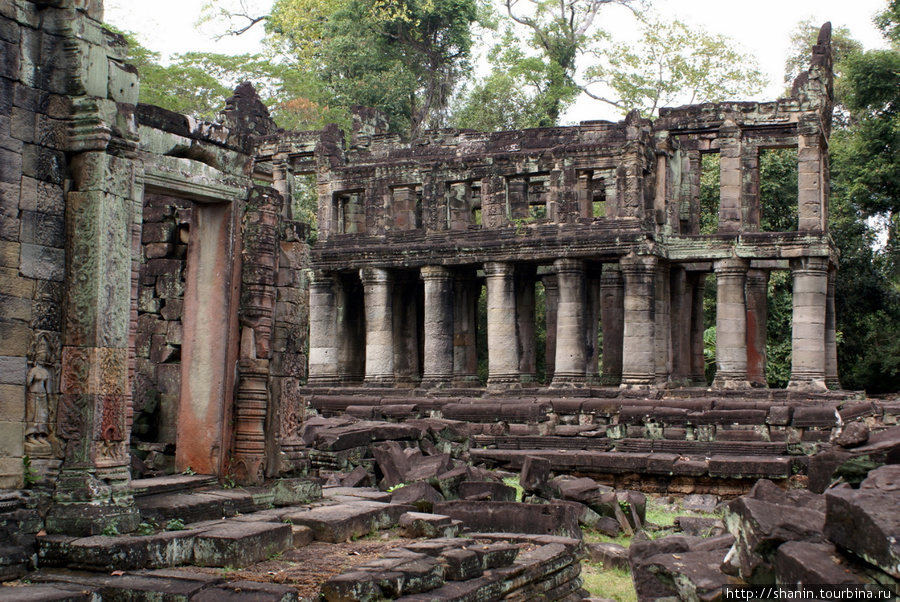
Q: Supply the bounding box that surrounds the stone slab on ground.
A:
[271,478,323,506]
[775,541,871,586]
[28,568,223,600]
[190,581,299,602]
[676,516,726,538]
[38,530,196,571]
[586,542,629,570]
[135,492,229,525]
[323,487,393,503]
[433,501,582,539]
[282,501,413,543]
[457,481,517,502]
[640,548,738,601]
[130,474,218,498]
[824,488,900,578]
[398,512,458,539]
[390,482,445,512]
[192,522,292,568]
[0,584,99,601]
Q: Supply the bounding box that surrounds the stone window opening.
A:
[470,183,483,227]
[333,190,366,234]
[527,175,550,220]
[758,148,799,233]
[389,185,423,231]
[699,152,721,234]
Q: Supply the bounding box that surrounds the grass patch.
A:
[502,476,524,501]
[581,563,636,602]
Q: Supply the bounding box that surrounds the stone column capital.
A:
[553,258,585,275]
[618,254,658,275]
[745,268,770,287]
[360,267,392,285]
[714,257,750,275]
[483,262,514,278]
[421,265,453,281]
[789,256,829,275]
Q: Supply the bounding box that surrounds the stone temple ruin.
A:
[1,2,899,601]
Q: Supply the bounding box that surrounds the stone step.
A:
[193,522,293,568]
[131,474,218,498]
[469,449,793,479]
[282,501,414,543]
[135,488,272,525]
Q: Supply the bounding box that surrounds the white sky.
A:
[104,0,890,123]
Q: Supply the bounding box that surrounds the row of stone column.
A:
[307,255,839,390]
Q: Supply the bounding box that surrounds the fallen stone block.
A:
[835,422,870,448]
[430,465,479,500]
[617,490,647,530]
[38,530,196,571]
[398,512,458,539]
[472,542,519,570]
[323,487,393,503]
[271,478,322,507]
[0,583,99,601]
[595,516,621,538]
[724,480,826,583]
[775,541,870,587]
[291,525,314,548]
[391,482,445,512]
[629,535,700,601]
[824,488,900,578]
[676,516,726,538]
[587,542,629,570]
[683,494,720,514]
[321,571,383,602]
[519,456,551,494]
[439,548,483,581]
[433,501,582,539]
[405,454,453,482]
[860,464,900,491]
[640,548,735,602]
[457,481,516,502]
[283,502,413,543]
[316,422,423,452]
[373,441,412,488]
[192,522,292,568]
[192,581,299,602]
[341,466,372,488]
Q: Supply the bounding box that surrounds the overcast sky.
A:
[104,0,891,123]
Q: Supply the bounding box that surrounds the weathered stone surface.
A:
[283,502,413,543]
[398,512,456,539]
[724,480,826,583]
[595,516,621,538]
[774,541,868,587]
[676,516,726,538]
[457,480,516,502]
[433,501,582,539]
[321,571,383,602]
[587,542,629,570]
[439,548,482,581]
[391,481,445,512]
[683,494,720,514]
[38,530,196,570]
[824,488,900,578]
[860,464,900,491]
[835,422,870,447]
[519,455,551,494]
[192,522,292,568]
[192,581,299,602]
[271,478,322,506]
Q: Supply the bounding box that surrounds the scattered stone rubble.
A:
[630,426,900,602]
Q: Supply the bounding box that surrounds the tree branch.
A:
[212,12,269,40]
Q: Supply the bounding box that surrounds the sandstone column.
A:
[452,270,479,385]
[484,262,519,386]
[789,257,829,390]
[585,271,602,384]
[825,266,840,389]
[713,258,751,388]
[422,266,454,388]
[516,267,537,384]
[600,264,624,386]
[620,254,657,388]
[552,259,587,387]
[745,269,769,387]
[307,271,341,385]
[718,120,742,232]
[543,275,559,382]
[362,268,394,385]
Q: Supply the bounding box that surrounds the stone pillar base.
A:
[421,375,452,389]
[452,375,481,387]
[46,468,140,536]
[364,375,395,387]
[487,374,520,388]
[787,376,829,391]
[712,375,753,389]
[826,379,841,390]
[306,375,343,387]
[550,373,587,388]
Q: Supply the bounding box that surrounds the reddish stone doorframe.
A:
[176,200,242,476]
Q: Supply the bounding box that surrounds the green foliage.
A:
[759,149,798,232]
[136,521,158,536]
[699,153,720,235]
[266,0,480,138]
[765,271,793,389]
[586,18,766,117]
[166,518,187,531]
[101,524,120,537]
[22,456,37,488]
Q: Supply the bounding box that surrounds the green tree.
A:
[501,0,640,124]
[265,0,480,138]
[584,18,766,117]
